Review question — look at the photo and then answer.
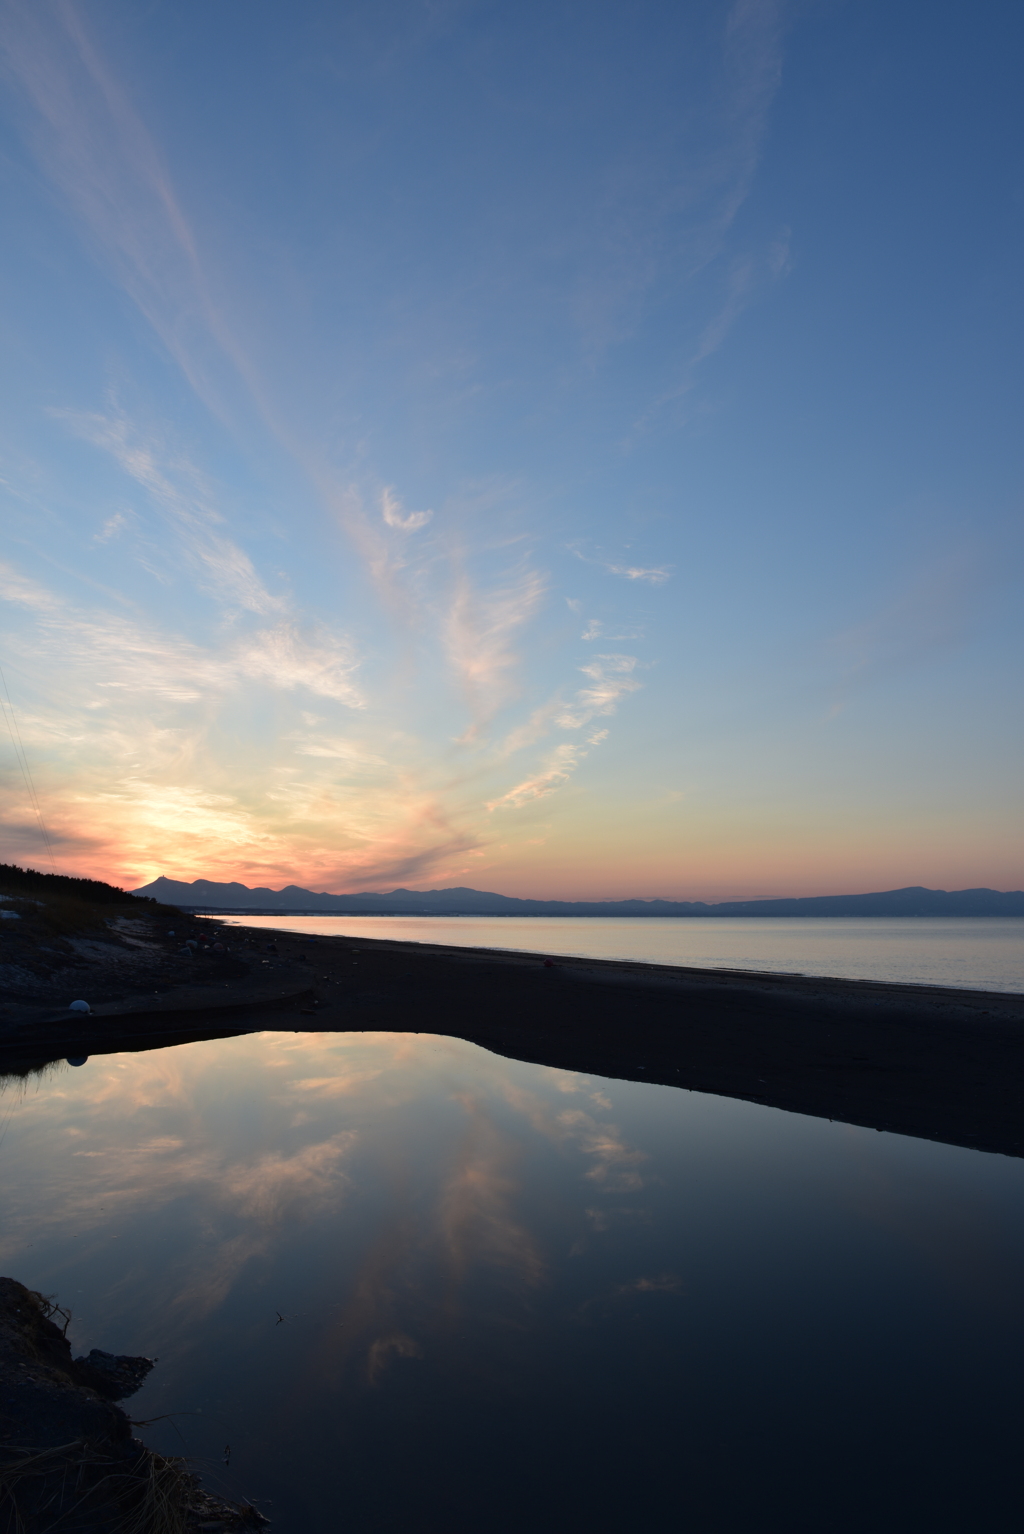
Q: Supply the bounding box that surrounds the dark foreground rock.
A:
[0,1278,268,1533]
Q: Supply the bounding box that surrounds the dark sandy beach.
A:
[2,915,1022,1160]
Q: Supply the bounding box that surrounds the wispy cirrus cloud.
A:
[0,556,503,891]
[0,4,799,895]
[556,655,641,729]
[490,696,567,762]
[380,486,433,532]
[645,228,790,425]
[287,733,387,767]
[486,741,585,811]
[570,544,672,585]
[825,554,981,716]
[485,727,606,813]
[606,564,672,585]
[92,509,134,544]
[0,0,269,428]
[0,561,362,708]
[317,828,484,892]
[234,624,362,705]
[446,565,547,725]
[0,3,439,625]
[56,406,283,615]
[608,2,789,432]
[487,655,640,809]
[565,0,785,369]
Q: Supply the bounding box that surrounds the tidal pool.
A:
[2,1031,1022,1531]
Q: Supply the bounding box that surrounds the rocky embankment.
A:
[0,1277,267,1532]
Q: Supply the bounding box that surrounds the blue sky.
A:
[1,0,1021,897]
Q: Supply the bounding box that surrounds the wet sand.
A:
[3,919,1022,1159]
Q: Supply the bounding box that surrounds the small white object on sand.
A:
[68,999,91,1014]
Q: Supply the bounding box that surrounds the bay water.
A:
[220,913,1024,992]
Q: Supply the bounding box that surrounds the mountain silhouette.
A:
[134,877,1024,918]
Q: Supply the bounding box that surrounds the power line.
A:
[0,661,57,874]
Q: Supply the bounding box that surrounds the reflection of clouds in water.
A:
[321,1087,548,1386]
[554,1109,647,1192]
[219,1133,356,1222]
[6,1118,356,1235]
[175,1231,276,1323]
[442,1093,546,1288]
[501,1077,647,1192]
[493,1075,651,1290]
[585,1206,652,1233]
[575,1272,683,1323]
[11,1116,358,1323]
[304,1061,629,1384]
[1,1033,655,1364]
[621,1274,682,1295]
[367,1333,423,1386]
[572,1203,654,1254]
[0,1039,373,1328]
[579,1131,646,1192]
[287,1070,385,1098]
[552,1074,612,1111]
[294,1062,618,1386]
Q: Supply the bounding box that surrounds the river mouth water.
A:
[3,1031,1023,1532]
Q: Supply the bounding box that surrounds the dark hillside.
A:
[0,867,180,1013]
[0,863,160,906]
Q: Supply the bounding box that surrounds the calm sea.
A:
[3,1031,1022,1531]
[218,914,1024,992]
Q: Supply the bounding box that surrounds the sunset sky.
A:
[1,0,1021,900]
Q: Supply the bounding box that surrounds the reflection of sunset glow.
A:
[367,1333,423,1386]
[441,1094,546,1288]
[0,1032,645,1357]
[3,1029,1023,1531]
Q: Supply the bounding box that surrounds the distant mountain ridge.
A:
[133,877,1024,918]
